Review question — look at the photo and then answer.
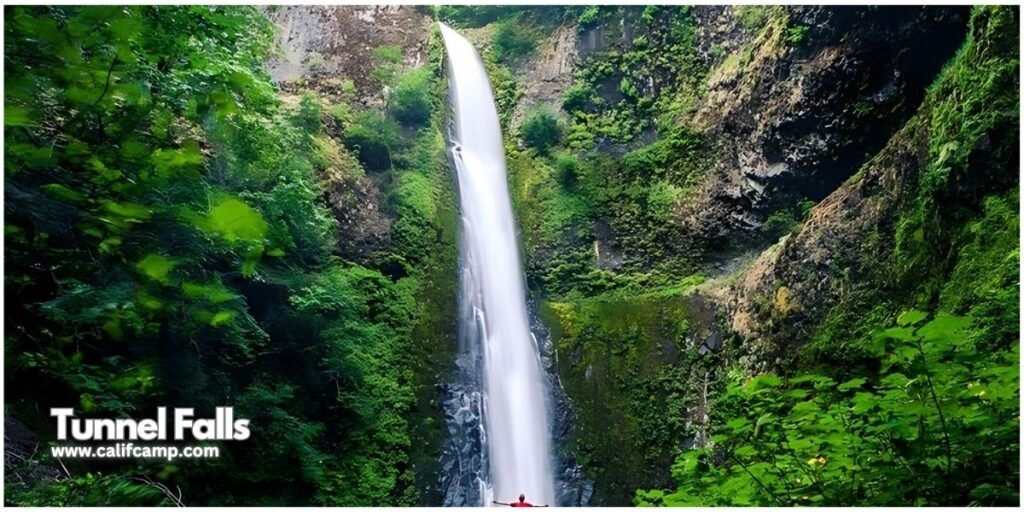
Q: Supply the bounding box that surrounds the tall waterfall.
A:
[439,23,556,506]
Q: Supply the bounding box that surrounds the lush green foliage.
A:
[6,5,1019,508]
[519,109,563,155]
[504,7,711,301]
[491,14,540,65]
[542,290,710,504]
[7,472,172,506]
[5,6,455,506]
[893,5,1020,307]
[390,68,435,127]
[344,111,402,171]
[637,311,1019,506]
[562,7,704,147]
[636,6,1020,507]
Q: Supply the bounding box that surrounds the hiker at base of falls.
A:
[494,494,549,507]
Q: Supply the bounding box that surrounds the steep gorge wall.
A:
[716,5,1019,373]
[258,5,1016,505]
[494,5,1011,505]
[680,6,969,253]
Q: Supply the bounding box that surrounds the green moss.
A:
[491,14,540,64]
[541,289,715,505]
[736,5,768,31]
[893,5,1019,308]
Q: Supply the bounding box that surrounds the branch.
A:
[92,54,120,107]
[54,455,71,479]
[132,476,185,507]
[915,338,954,502]
[729,451,786,506]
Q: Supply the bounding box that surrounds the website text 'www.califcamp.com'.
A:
[51,443,219,461]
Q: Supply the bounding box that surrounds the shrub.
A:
[577,6,601,27]
[339,78,357,101]
[295,94,323,134]
[798,198,816,219]
[372,45,403,64]
[621,139,671,177]
[554,152,579,187]
[344,111,401,171]
[562,82,596,113]
[785,25,809,45]
[519,110,563,155]
[736,6,767,31]
[390,67,433,127]
[761,209,798,239]
[329,103,351,125]
[619,77,639,99]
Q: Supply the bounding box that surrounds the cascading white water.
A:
[439,23,556,506]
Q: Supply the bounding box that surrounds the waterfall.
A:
[439,23,556,507]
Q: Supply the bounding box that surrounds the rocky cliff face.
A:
[502,5,1011,505]
[679,6,969,253]
[264,5,432,263]
[266,5,431,106]
[713,5,1019,372]
[508,24,578,131]
[258,5,1017,505]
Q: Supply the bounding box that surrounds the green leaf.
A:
[199,197,268,243]
[897,309,928,326]
[209,310,235,326]
[151,142,203,177]
[851,392,877,413]
[726,417,752,433]
[136,254,174,284]
[917,313,971,342]
[4,105,34,127]
[41,183,84,203]
[102,200,151,220]
[182,282,237,303]
[838,377,866,392]
[754,413,774,435]
[749,374,782,390]
[80,393,96,412]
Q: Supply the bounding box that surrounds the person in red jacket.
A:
[494,494,549,507]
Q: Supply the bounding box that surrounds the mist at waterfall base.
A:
[436,23,590,507]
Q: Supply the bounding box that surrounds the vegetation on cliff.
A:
[450,4,1018,507]
[3,4,1018,508]
[636,6,1019,506]
[5,5,454,506]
